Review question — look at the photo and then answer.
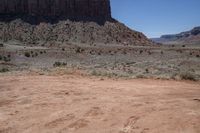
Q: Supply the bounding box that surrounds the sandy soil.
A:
[0,74,200,133]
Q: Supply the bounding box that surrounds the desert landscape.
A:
[0,0,200,133]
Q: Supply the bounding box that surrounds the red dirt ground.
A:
[0,74,200,133]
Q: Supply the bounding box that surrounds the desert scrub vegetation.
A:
[35,52,38,57]
[53,62,67,67]
[90,70,130,78]
[24,51,44,58]
[75,47,84,53]
[2,55,11,62]
[0,43,3,47]
[0,68,9,73]
[179,72,197,81]
[24,52,31,57]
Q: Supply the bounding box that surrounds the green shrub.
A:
[53,62,67,67]
[75,47,83,53]
[62,62,67,66]
[145,68,149,73]
[180,72,196,81]
[54,62,61,67]
[3,56,10,62]
[0,68,9,73]
[24,52,30,57]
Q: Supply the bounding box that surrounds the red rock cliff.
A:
[0,0,112,20]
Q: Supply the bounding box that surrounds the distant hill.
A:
[152,26,200,45]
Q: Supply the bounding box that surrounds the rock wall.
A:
[0,0,111,20]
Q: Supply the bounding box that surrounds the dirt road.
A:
[0,74,200,133]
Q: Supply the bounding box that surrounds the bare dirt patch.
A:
[0,74,200,133]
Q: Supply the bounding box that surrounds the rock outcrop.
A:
[0,0,154,45]
[0,0,111,20]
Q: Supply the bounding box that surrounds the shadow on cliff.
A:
[0,14,116,25]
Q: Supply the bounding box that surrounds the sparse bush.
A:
[196,55,200,58]
[91,70,118,78]
[0,43,3,47]
[139,50,143,54]
[75,47,84,53]
[35,52,38,57]
[53,62,67,67]
[182,45,186,48]
[0,68,9,73]
[136,74,145,79]
[54,62,62,67]
[3,56,10,62]
[177,50,183,53]
[0,55,2,60]
[62,62,67,66]
[91,70,100,76]
[24,52,30,57]
[179,72,196,81]
[161,51,163,54]
[148,51,152,55]
[62,48,65,51]
[145,68,149,73]
[40,51,43,54]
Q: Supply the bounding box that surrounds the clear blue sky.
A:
[110,0,200,38]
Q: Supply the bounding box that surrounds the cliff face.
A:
[152,26,200,44]
[0,0,111,20]
[161,27,200,39]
